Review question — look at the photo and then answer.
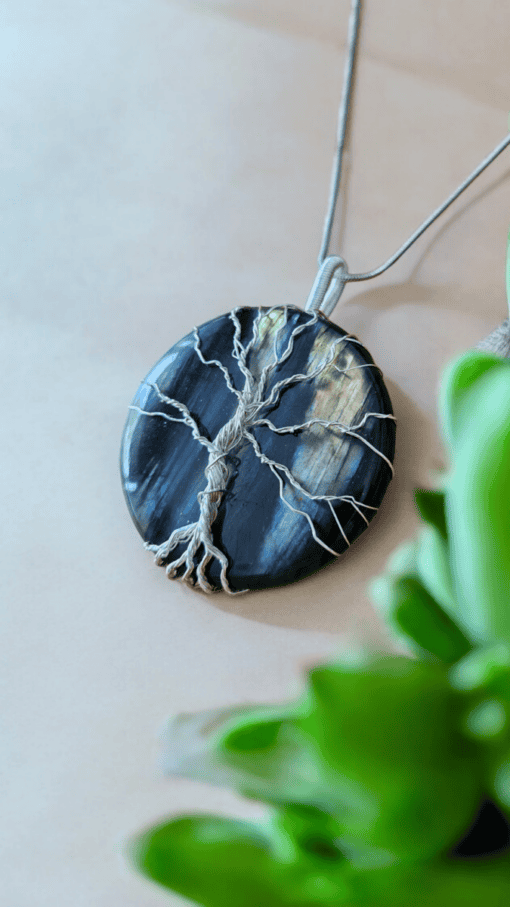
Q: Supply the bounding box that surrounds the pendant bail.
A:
[305,255,348,318]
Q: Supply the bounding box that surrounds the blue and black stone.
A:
[120,306,396,593]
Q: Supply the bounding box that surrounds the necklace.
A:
[120,0,510,596]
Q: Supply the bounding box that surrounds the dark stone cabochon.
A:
[120,306,395,592]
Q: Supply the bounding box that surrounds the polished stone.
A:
[120,306,396,592]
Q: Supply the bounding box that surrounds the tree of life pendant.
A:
[120,305,396,594]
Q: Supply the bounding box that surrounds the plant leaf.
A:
[130,814,510,906]
[414,490,448,540]
[217,710,327,806]
[212,657,484,866]
[369,569,470,662]
[415,526,458,622]
[449,644,510,693]
[298,657,482,864]
[441,358,510,644]
[130,816,282,906]
[160,704,264,786]
[439,350,503,454]
[417,857,510,906]
[130,814,354,906]
[391,575,471,662]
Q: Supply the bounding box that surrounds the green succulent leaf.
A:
[440,354,510,644]
[414,490,448,540]
[131,815,281,906]
[449,645,510,694]
[439,350,503,454]
[130,813,510,907]
[385,539,419,577]
[415,526,458,622]
[217,709,327,807]
[211,658,483,866]
[492,758,510,812]
[418,857,510,906]
[130,814,354,906]
[160,704,267,788]
[299,657,481,864]
[369,570,470,663]
[449,646,510,805]
[393,575,471,662]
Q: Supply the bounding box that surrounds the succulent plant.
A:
[129,348,510,905]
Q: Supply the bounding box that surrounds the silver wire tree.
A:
[131,307,395,594]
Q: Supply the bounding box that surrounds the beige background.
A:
[2,1,510,904]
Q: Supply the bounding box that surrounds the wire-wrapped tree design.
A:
[127,306,395,594]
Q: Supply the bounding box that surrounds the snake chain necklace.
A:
[120,0,510,595]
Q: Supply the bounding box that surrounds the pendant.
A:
[120,305,395,594]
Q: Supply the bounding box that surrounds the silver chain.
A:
[307,0,510,317]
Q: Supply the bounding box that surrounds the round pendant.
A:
[120,305,395,594]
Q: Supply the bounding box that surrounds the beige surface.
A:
[2,1,510,904]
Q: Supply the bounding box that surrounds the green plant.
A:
[129,349,510,905]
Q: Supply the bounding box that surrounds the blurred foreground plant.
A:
[129,349,510,905]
